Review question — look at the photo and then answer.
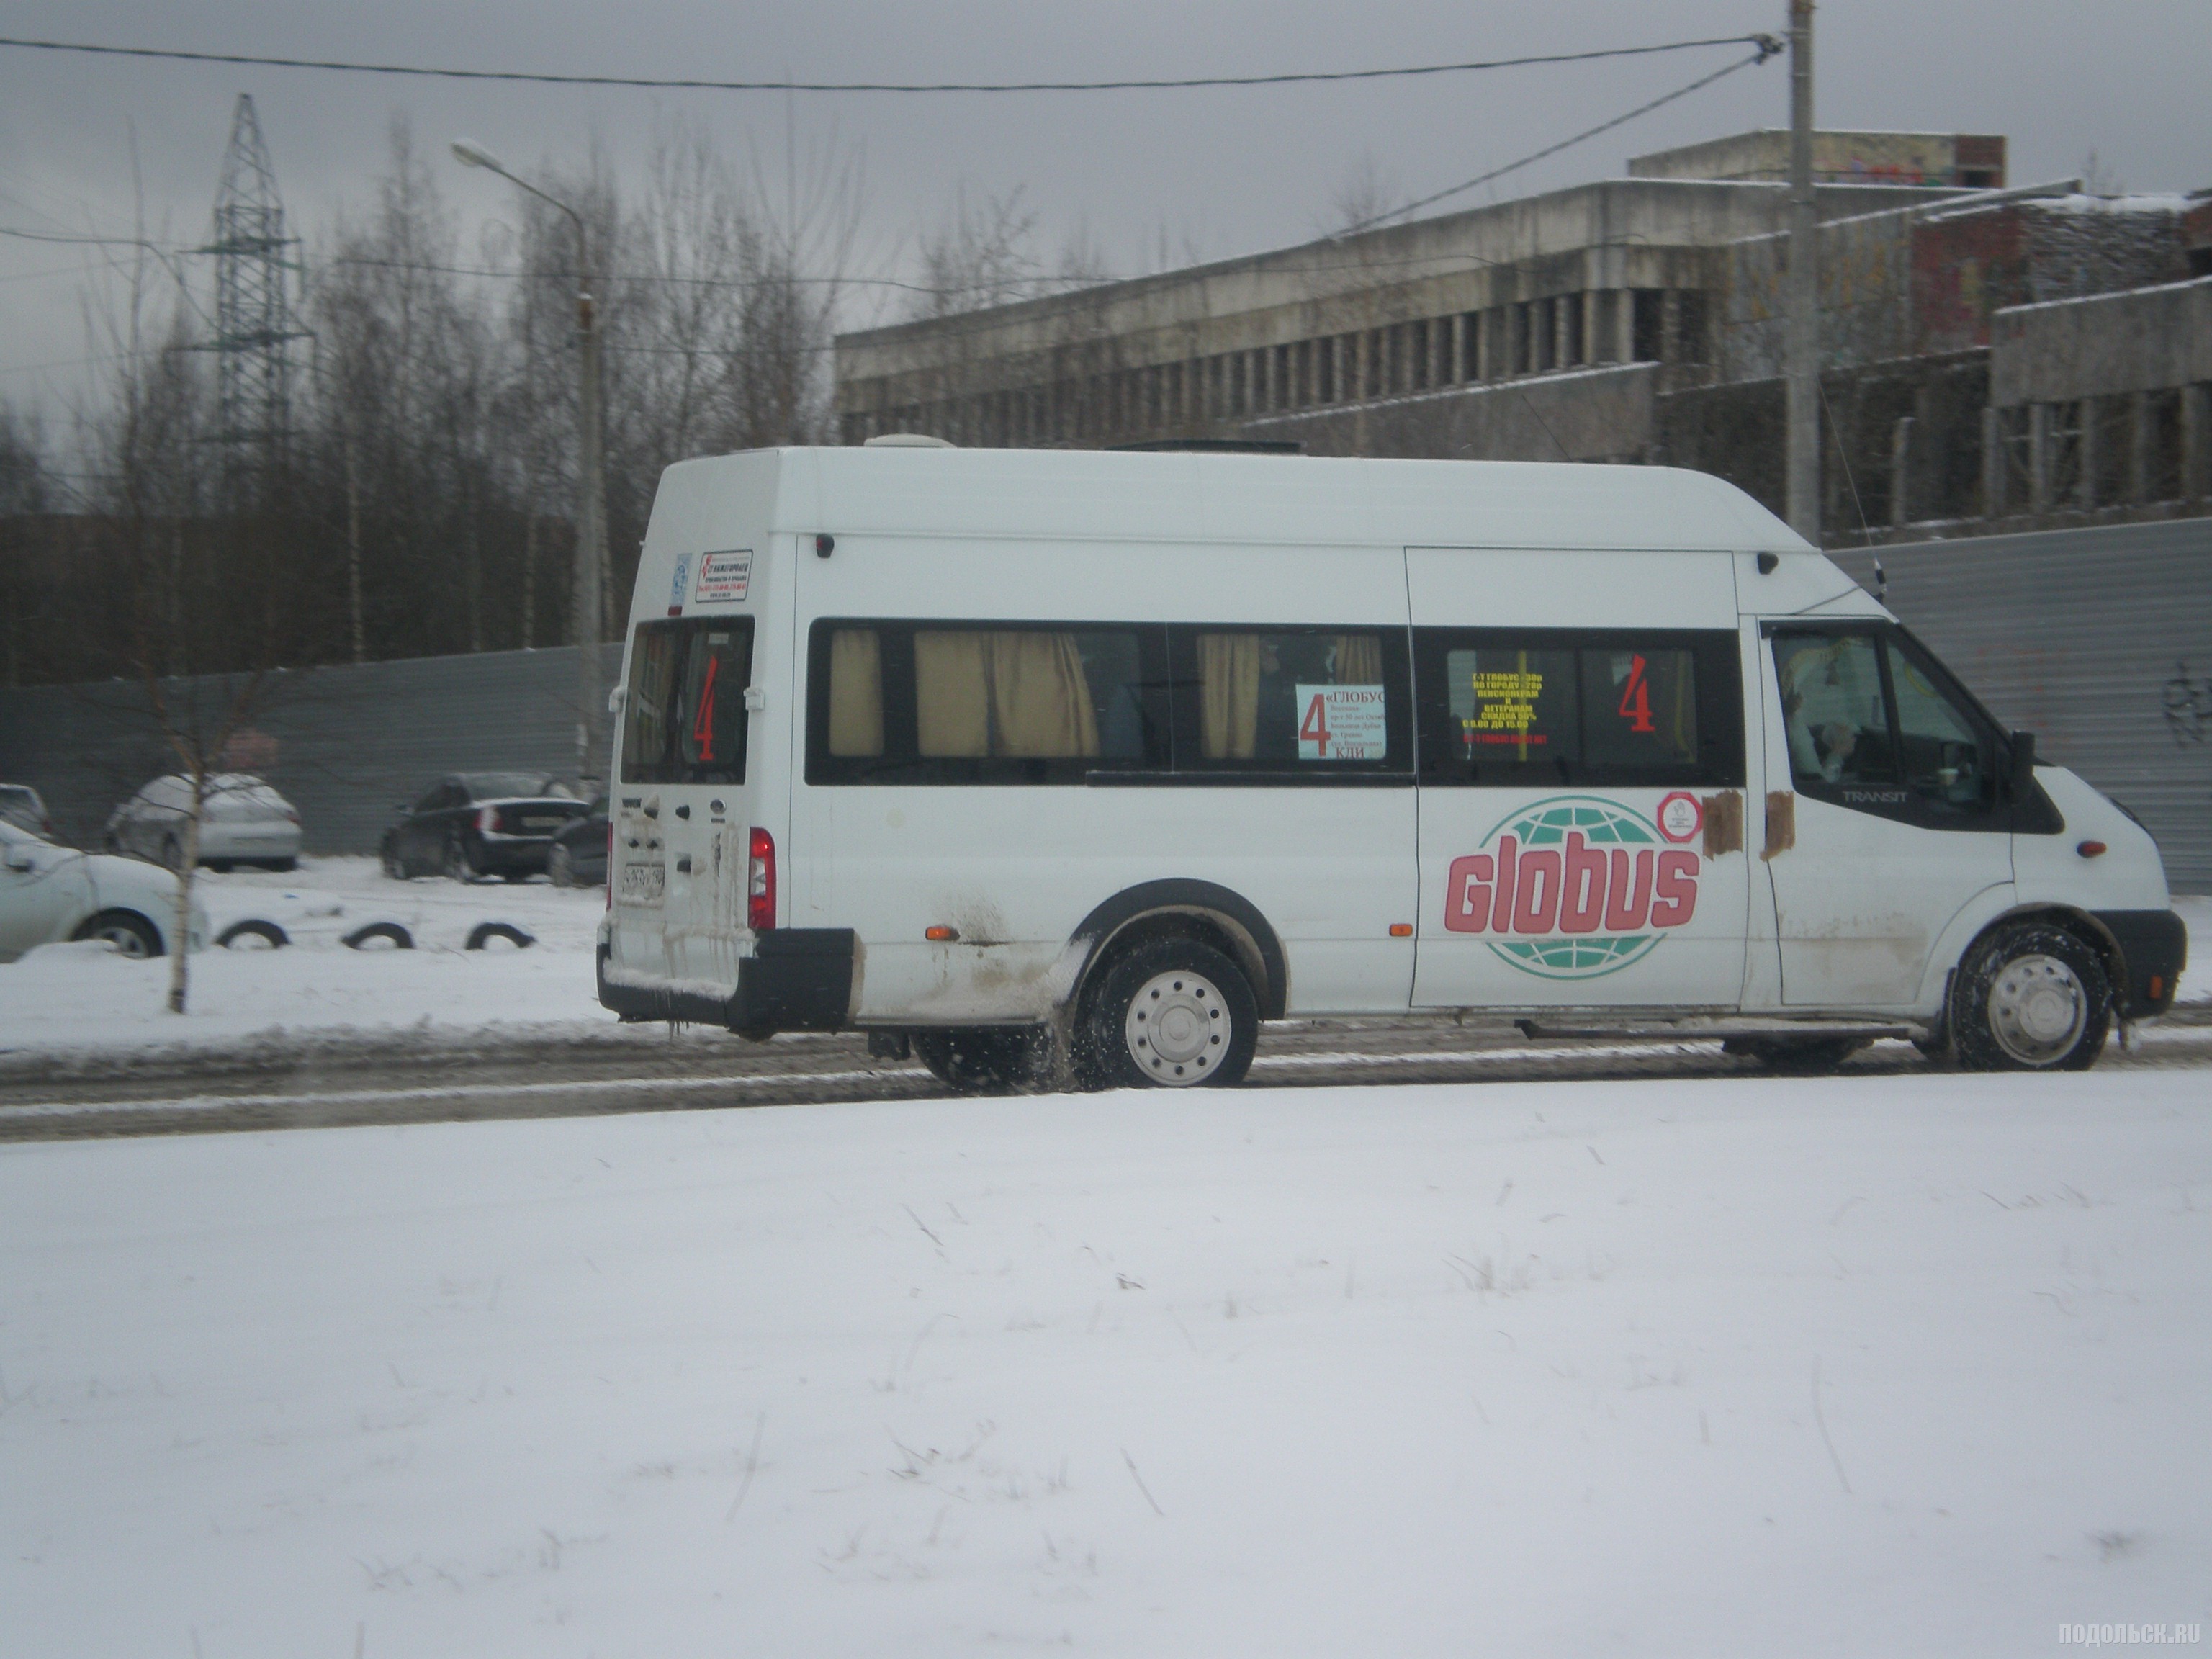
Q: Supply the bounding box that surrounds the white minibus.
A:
[597,445,2185,1089]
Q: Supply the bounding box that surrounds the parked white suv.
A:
[104,773,302,872]
[0,819,207,961]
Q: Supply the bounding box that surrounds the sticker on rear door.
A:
[692,549,752,604]
[1295,684,1387,760]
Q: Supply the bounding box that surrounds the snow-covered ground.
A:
[3,860,2208,1061]
[1,857,616,1056]
[3,1074,2205,1655]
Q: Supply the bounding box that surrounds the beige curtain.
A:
[989,632,1100,757]
[917,629,1100,758]
[827,629,884,757]
[1198,633,1260,758]
[1331,634,1383,685]
[917,631,992,755]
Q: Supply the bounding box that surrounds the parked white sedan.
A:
[104,773,302,871]
[0,819,207,961]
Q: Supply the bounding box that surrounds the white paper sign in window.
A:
[1295,683,1388,760]
[693,549,752,604]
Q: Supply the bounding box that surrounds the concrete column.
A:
[2029,403,2052,514]
[2183,383,2210,500]
[1890,415,1914,529]
[2070,400,2087,511]
[1616,289,1636,365]
[1449,314,1467,383]
[1660,290,1682,367]
[2128,391,2154,503]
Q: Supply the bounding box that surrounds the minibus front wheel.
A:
[1951,921,2112,1072]
[1079,937,1259,1090]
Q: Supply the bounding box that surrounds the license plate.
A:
[618,862,665,904]
[520,817,561,830]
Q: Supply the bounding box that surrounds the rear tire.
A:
[548,844,576,888]
[1077,935,1258,1089]
[442,832,478,883]
[912,1028,1051,1094]
[1952,922,2110,1072]
[380,842,408,880]
[73,909,164,958]
[262,857,297,873]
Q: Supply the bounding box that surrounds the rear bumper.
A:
[2092,909,2188,1018]
[597,928,856,1033]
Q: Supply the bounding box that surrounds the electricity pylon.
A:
[199,94,307,486]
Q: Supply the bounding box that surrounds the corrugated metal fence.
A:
[0,646,622,856]
[3,518,2208,888]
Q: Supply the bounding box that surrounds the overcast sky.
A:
[2,0,2207,431]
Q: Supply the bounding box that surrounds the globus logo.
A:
[1443,796,1701,980]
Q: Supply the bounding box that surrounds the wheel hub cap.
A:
[1125,969,1228,1086]
[1987,953,2087,1065]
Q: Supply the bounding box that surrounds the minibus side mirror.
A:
[2005,730,2038,804]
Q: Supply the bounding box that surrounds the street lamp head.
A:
[449,138,505,173]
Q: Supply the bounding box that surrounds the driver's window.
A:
[417,783,451,814]
[1774,633,1894,787]
[1890,644,1995,812]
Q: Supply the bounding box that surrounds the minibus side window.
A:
[1773,626,2002,824]
[1414,629,1740,788]
[1167,626,1412,775]
[807,619,1170,783]
[623,618,755,785]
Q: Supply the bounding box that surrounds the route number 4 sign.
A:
[1296,683,1388,760]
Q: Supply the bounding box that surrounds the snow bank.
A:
[2,1073,2205,1655]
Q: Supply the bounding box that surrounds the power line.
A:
[1336,40,1782,237]
[0,33,1779,95]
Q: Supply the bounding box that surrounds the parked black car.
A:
[547,794,608,888]
[379,773,589,881]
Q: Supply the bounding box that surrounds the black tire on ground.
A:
[217,918,290,950]
[204,858,233,873]
[1076,934,1259,1090]
[912,1028,1052,1094]
[1951,921,2111,1072]
[548,845,575,888]
[72,909,164,958]
[342,921,414,950]
[1722,1035,1868,1075]
[466,921,535,950]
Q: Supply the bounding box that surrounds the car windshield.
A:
[459,773,568,802]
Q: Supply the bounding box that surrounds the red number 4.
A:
[1618,654,1655,734]
[1300,691,1331,756]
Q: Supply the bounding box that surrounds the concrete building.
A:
[833,130,2212,547]
[1627,129,2005,189]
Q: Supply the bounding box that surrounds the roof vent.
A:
[863,433,956,449]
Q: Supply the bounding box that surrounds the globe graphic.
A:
[1483,797,1669,980]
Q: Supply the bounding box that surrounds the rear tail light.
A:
[748,826,775,932]
[477,806,498,834]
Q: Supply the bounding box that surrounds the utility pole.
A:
[451,140,607,784]
[1784,0,1821,544]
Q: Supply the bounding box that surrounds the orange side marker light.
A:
[1389,923,1413,938]
[925,925,959,942]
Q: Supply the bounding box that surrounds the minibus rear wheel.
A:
[1951,921,2111,1072]
[1079,937,1259,1090]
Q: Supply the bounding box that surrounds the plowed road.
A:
[6,1012,2209,1141]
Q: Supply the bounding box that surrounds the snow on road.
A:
[3,857,616,1056]
[2,1073,2204,1655]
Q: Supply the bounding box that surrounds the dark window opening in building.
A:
[1293,340,1313,407]
[1535,301,1555,373]
[2189,247,2212,279]
[1677,292,1709,364]
[1632,290,1665,362]
[1563,294,1584,367]
[1409,320,1430,390]
[1317,337,1336,403]
[1460,313,1481,381]
[1959,169,2000,189]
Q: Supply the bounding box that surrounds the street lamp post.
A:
[451,138,608,786]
